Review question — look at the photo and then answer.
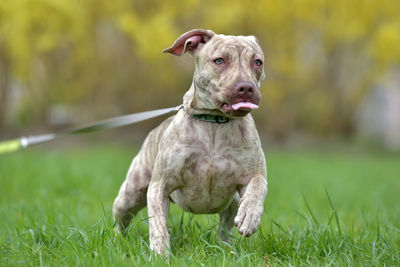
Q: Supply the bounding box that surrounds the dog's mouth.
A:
[231,102,259,110]
[219,101,259,117]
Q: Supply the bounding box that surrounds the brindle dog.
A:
[113,29,267,255]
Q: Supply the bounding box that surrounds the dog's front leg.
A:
[147,179,171,256]
[234,174,267,237]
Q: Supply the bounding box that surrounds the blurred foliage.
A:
[0,0,399,138]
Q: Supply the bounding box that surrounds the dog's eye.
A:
[214,58,224,65]
[255,59,263,66]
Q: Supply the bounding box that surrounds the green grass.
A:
[0,145,399,266]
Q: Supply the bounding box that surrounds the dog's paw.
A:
[234,199,263,237]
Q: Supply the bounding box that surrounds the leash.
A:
[0,105,183,155]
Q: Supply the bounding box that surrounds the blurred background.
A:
[1,0,400,150]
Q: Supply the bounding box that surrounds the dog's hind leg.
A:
[112,158,151,233]
[219,192,240,241]
[113,117,174,234]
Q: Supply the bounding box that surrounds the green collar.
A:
[192,114,230,123]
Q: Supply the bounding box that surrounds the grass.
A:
[0,144,399,266]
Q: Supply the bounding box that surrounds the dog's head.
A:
[163,29,265,118]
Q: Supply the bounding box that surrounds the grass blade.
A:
[325,186,342,236]
[302,194,319,225]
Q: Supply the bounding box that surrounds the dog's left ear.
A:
[163,29,215,56]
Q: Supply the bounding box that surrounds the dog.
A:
[113,29,267,255]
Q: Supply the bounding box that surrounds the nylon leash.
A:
[0,105,183,155]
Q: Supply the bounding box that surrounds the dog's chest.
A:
[162,115,262,214]
[168,137,253,214]
[169,150,237,213]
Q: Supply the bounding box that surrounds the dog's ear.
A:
[163,29,215,56]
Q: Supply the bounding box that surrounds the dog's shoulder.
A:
[147,115,175,140]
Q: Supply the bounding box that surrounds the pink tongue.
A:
[231,102,259,110]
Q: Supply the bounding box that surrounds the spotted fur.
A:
[113,29,268,255]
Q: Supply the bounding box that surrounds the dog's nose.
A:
[235,82,255,98]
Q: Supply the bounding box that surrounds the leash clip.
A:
[176,104,185,111]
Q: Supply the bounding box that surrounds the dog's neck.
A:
[182,83,233,123]
[183,82,226,117]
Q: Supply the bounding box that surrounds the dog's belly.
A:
[169,151,240,214]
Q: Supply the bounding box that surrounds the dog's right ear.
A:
[162,29,215,56]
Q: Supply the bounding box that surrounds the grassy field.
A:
[0,144,399,266]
